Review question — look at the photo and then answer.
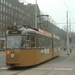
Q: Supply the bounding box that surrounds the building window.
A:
[6,16,7,21]
[0,14,2,20]
[0,5,2,11]
[3,32,5,36]
[13,6,15,9]
[4,0,5,4]
[0,23,2,30]
[3,7,5,12]
[6,1,8,5]
[3,15,5,20]
[11,10,13,16]
[3,23,5,30]
[16,6,17,10]
[6,8,8,13]
[0,31,2,36]
[9,3,11,7]
[1,0,2,3]
[9,9,10,14]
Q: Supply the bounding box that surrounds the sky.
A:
[20,0,75,32]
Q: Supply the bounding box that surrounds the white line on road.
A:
[35,68,73,70]
[0,67,8,70]
[54,68,73,70]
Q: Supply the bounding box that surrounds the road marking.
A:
[0,67,8,70]
[54,68,73,70]
[35,68,53,70]
[54,56,74,69]
[35,68,73,70]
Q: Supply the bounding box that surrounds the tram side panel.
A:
[36,48,52,64]
[52,36,60,58]
[19,50,37,66]
[35,36,53,64]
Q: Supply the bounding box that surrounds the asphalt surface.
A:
[0,51,6,70]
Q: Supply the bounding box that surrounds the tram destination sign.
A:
[9,30,21,34]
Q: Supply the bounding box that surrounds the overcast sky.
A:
[20,0,75,32]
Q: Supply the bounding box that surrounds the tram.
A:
[6,25,60,67]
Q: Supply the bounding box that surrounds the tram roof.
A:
[6,25,60,39]
[53,34,60,40]
[21,28,52,38]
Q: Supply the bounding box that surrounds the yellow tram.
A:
[6,25,60,67]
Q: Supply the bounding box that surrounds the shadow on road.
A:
[8,66,33,71]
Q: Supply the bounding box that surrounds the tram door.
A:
[52,36,54,57]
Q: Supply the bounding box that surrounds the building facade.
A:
[0,0,38,50]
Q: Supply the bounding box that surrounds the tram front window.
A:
[6,36,22,49]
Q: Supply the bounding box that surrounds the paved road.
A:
[0,51,7,70]
[0,49,75,75]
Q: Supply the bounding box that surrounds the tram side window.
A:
[36,36,40,48]
[54,39,58,50]
[56,40,59,50]
[44,37,46,48]
[56,39,59,50]
[49,38,52,48]
[47,37,50,48]
[21,36,26,49]
[54,39,56,48]
[45,37,47,48]
[45,37,49,48]
[53,38,55,48]
[39,36,44,48]
[36,36,38,47]
[42,37,44,48]
[36,35,44,48]
[26,35,31,48]
[31,35,36,48]
[39,37,41,48]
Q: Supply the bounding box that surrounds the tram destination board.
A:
[9,30,21,34]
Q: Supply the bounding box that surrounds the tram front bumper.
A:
[6,62,21,66]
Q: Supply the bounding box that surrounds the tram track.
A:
[9,55,75,75]
[70,67,75,75]
[43,55,74,75]
[0,55,75,75]
[10,66,33,75]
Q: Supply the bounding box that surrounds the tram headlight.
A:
[6,50,10,55]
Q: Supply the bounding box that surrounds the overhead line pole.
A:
[69,18,72,53]
[66,11,69,55]
[35,0,37,28]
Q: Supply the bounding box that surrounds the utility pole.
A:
[69,18,72,53]
[66,11,69,55]
[35,0,37,28]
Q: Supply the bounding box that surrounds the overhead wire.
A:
[63,0,75,23]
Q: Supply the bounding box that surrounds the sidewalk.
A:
[60,48,75,56]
